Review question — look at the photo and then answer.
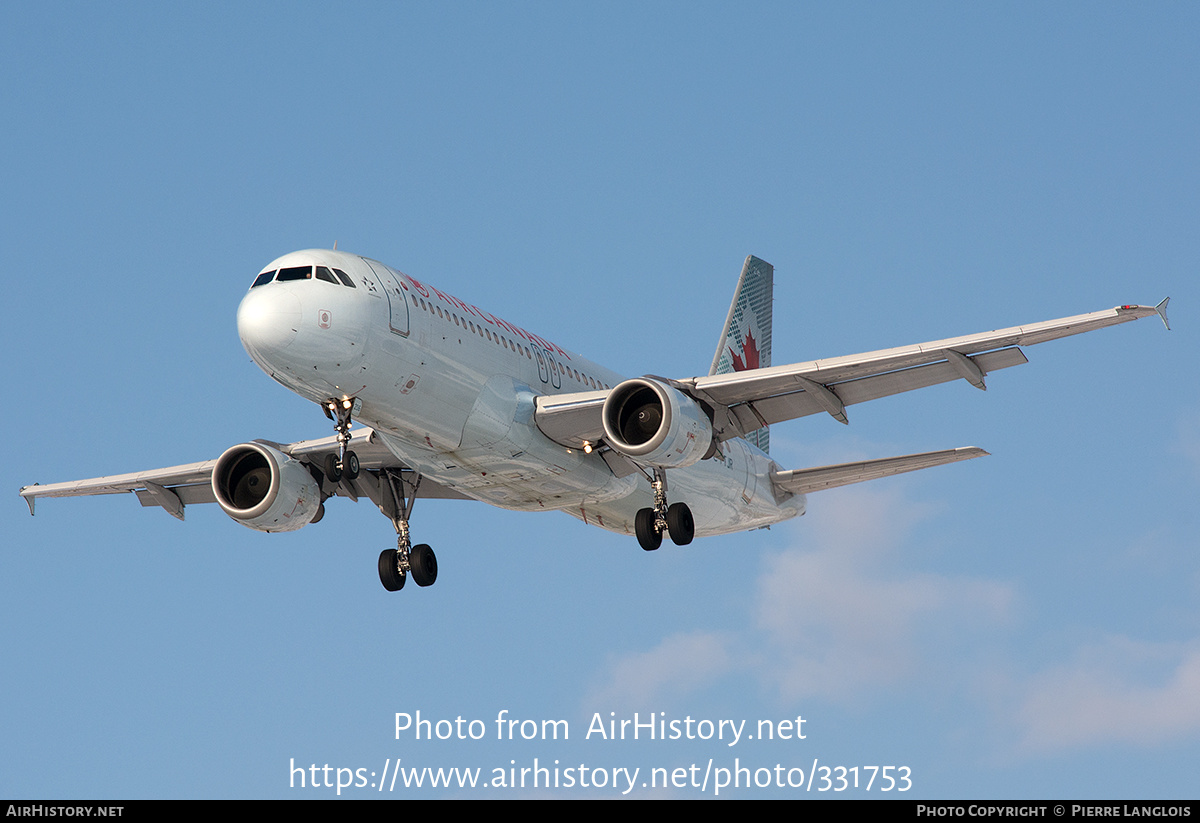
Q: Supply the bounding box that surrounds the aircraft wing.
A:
[534,300,1169,450]
[19,427,471,520]
[685,300,1170,439]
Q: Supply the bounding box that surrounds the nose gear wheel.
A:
[322,396,361,481]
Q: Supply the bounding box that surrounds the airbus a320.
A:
[20,251,1170,592]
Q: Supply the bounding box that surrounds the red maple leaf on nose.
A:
[729,329,760,371]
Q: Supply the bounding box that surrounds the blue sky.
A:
[3,3,1198,798]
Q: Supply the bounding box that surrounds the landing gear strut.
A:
[635,467,694,551]
[377,469,438,592]
[322,397,361,482]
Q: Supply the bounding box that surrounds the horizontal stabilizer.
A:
[771,447,988,495]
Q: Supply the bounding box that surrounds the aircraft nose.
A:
[237,286,301,360]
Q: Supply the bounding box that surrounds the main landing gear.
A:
[634,467,694,551]
[315,397,437,593]
[322,397,361,482]
[376,469,438,592]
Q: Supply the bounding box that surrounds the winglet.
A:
[1155,297,1171,331]
[1118,299,1171,330]
[20,485,36,516]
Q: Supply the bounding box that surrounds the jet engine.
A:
[601,377,713,469]
[211,442,321,532]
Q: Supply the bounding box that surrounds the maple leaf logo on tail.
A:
[710,255,774,453]
[729,329,760,372]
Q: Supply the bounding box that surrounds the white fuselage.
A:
[236,250,804,538]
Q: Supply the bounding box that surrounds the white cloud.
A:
[1015,637,1200,751]
[587,483,1015,709]
[584,631,736,709]
[585,478,1200,760]
[754,485,1014,703]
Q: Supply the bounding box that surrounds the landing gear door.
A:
[360,257,410,336]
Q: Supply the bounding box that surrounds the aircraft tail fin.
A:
[710,255,773,452]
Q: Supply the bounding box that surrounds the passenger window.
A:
[251,270,275,288]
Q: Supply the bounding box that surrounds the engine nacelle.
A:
[211,443,321,532]
[601,378,713,469]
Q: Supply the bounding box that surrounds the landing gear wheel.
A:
[666,502,694,546]
[409,543,438,587]
[324,453,343,483]
[343,450,360,481]
[635,508,662,551]
[378,549,406,592]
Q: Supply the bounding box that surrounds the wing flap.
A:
[722,347,1028,433]
[772,447,989,495]
[135,483,217,509]
[533,389,608,449]
[835,346,1028,405]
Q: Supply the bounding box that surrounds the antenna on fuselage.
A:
[333,240,338,250]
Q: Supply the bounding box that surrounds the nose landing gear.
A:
[322,397,361,482]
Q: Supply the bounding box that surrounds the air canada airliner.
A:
[20,251,1170,593]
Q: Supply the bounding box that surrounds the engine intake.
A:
[601,378,713,468]
[212,443,320,532]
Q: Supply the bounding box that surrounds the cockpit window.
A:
[276,265,313,281]
[251,264,358,288]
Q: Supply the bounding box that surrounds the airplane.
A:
[19,250,1170,592]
